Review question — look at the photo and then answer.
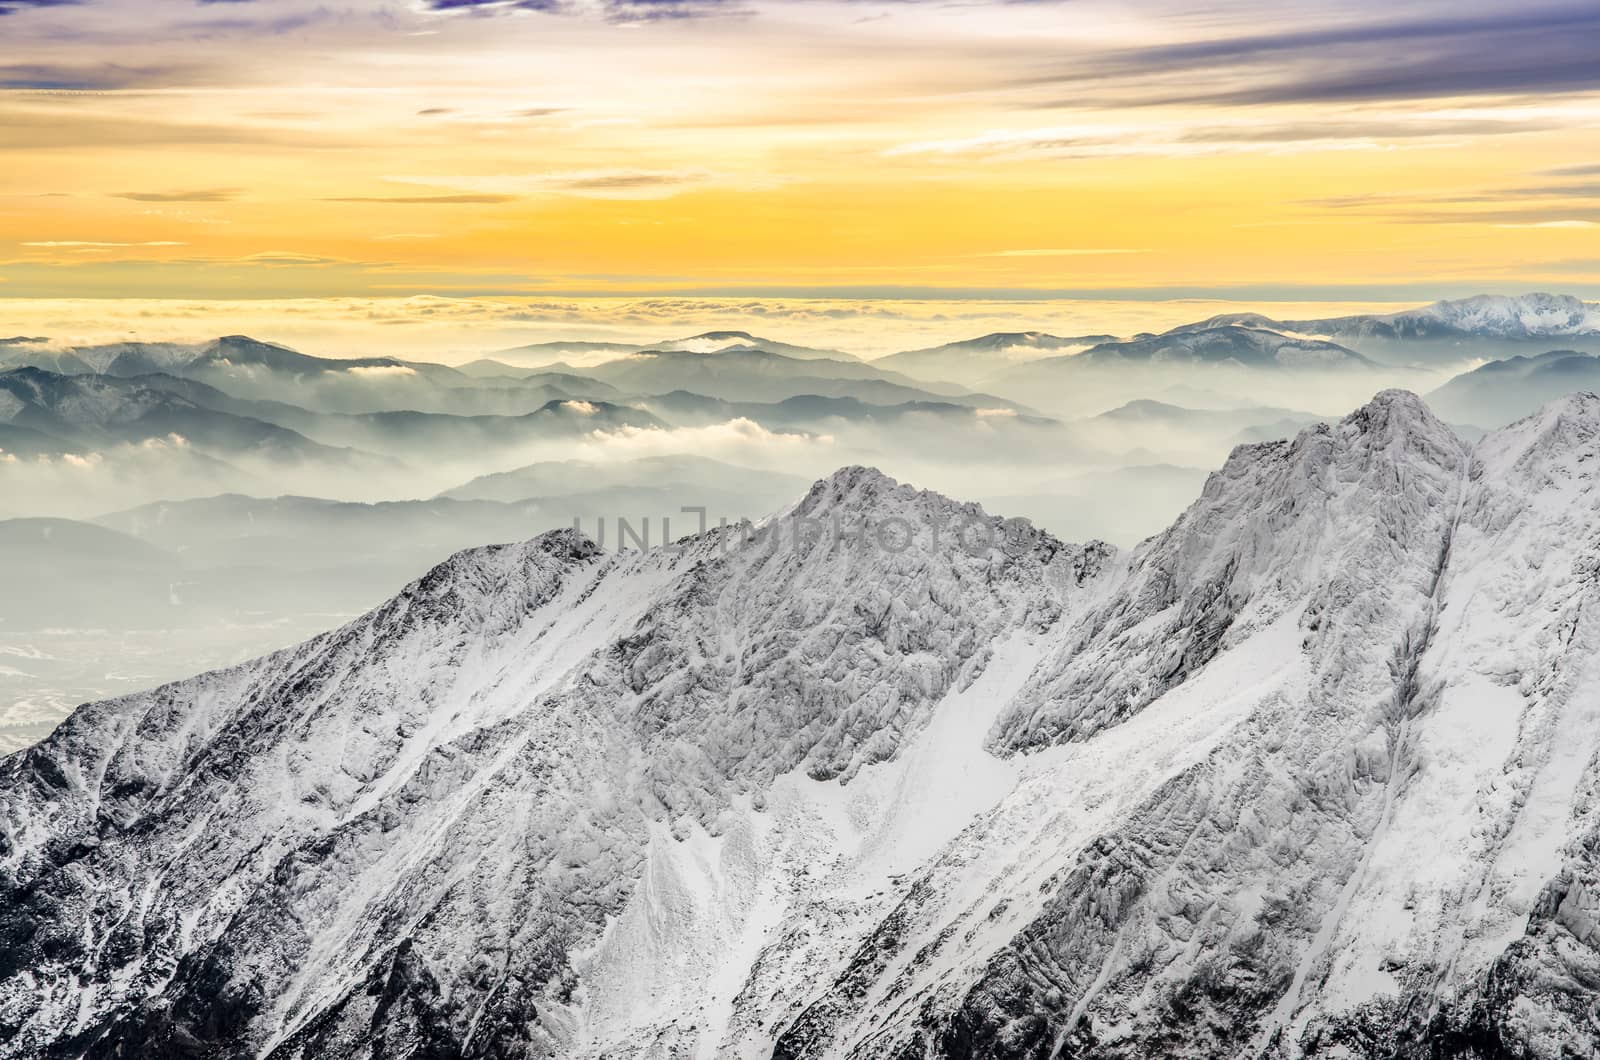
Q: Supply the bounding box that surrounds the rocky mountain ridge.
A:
[2,390,1599,1058]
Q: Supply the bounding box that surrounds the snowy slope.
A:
[4,391,1600,1059]
[1404,293,1600,338]
[874,333,1115,387]
[1291,293,1600,342]
[1063,325,1374,369]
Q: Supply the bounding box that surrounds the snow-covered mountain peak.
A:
[989,389,1471,755]
[782,467,1112,586]
[1269,292,1600,352]
[402,527,607,610]
[967,330,1068,347]
[1171,311,1282,332]
[205,334,299,358]
[1416,291,1600,336]
[1334,385,1463,461]
[1472,389,1600,485]
[1065,323,1374,371]
[1344,384,1436,420]
[794,462,903,507]
[1196,388,1460,501]
[789,465,995,528]
[1520,386,1600,426]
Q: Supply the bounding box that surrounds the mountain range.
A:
[968,325,1392,418]
[1425,350,1600,427]
[871,332,1116,387]
[9,293,1600,427]
[1188,294,1600,368]
[1286,292,1600,342]
[491,331,857,369]
[0,455,810,630]
[0,367,361,466]
[3,389,1599,1058]
[566,347,972,405]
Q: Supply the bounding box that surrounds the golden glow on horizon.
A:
[0,296,1427,360]
[1,0,1598,301]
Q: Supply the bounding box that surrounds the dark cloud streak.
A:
[1024,4,1600,107]
[0,0,78,15]
[1176,117,1565,144]
[1510,182,1600,200]
[0,62,200,91]
[422,0,734,23]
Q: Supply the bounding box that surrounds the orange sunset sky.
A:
[1,0,1597,336]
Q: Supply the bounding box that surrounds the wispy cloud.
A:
[1299,179,1600,226]
[1021,4,1600,107]
[888,122,1386,160]
[891,109,1575,160]
[422,0,561,11]
[21,240,186,247]
[1387,207,1600,226]
[112,188,240,203]
[0,62,201,91]
[322,194,518,205]
[384,169,722,200]
[0,0,78,16]
[0,109,336,150]
[977,248,1146,257]
[1493,220,1597,229]
[241,252,347,267]
[421,0,735,25]
[1505,181,1600,199]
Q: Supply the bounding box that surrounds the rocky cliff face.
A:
[3,391,1599,1060]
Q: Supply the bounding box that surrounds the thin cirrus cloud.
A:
[1290,180,1600,226]
[21,240,187,247]
[380,170,716,200]
[414,106,571,124]
[1301,180,1600,223]
[1504,182,1600,200]
[888,107,1581,160]
[977,249,1146,257]
[1302,197,1600,226]
[0,0,78,14]
[0,0,729,24]
[1010,3,1600,109]
[0,109,341,150]
[421,0,734,23]
[889,123,1332,160]
[322,194,520,205]
[1394,208,1600,226]
[241,252,350,267]
[112,188,240,203]
[0,62,201,91]
[1495,220,1597,229]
